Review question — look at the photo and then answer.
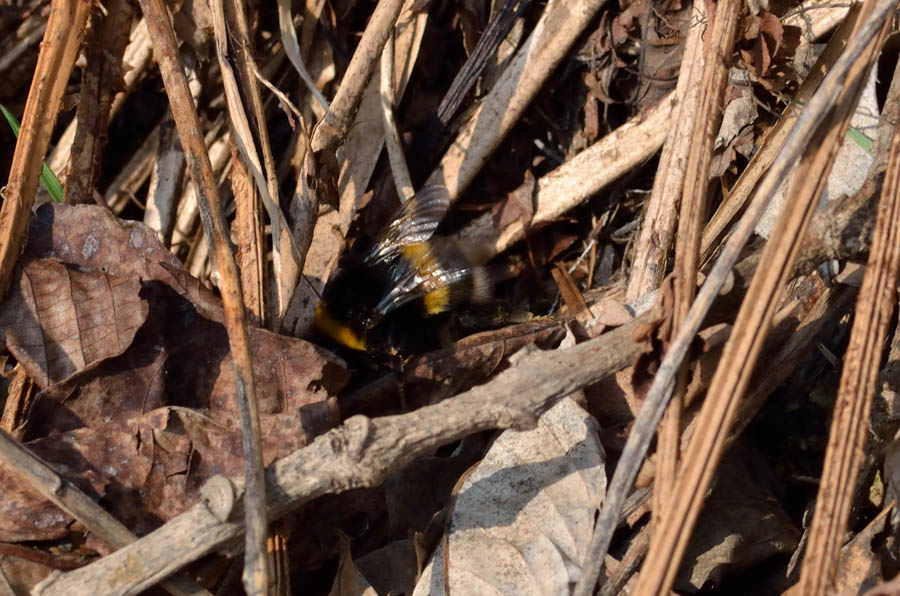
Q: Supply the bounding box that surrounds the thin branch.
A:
[657,0,740,543]
[626,0,706,301]
[137,0,269,593]
[310,0,406,153]
[34,321,644,596]
[0,0,90,295]
[0,430,211,596]
[573,0,900,591]
[797,31,900,596]
[436,0,530,126]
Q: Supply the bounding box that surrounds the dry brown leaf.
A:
[0,203,347,544]
[675,449,801,591]
[833,509,890,595]
[355,539,418,596]
[630,274,677,401]
[589,298,634,328]
[611,0,645,46]
[740,10,801,86]
[492,169,536,232]
[0,406,332,542]
[0,259,148,387]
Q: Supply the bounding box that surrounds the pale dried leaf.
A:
[329,533,378,596]
[589,298,634,328]
[412,398,606,595]
[756,47,878,238]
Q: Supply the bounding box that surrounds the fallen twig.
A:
[0,0,90,295]
[310,0,405,153]
[33,320,643,596]
[0,430,210,596]
[139,0,270,592]
[797,27,900,596]
[574,0,900,591]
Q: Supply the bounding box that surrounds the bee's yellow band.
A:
[402,243,451,314]
[315,302,366,351]
[423,286,449,314]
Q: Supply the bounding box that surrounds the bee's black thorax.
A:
[313,186,493,356]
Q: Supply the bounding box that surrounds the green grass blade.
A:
[1,104,64,203]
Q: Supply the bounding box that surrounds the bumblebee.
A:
[314,185,492,354]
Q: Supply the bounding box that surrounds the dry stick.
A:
[277,0,329,114]
[310,0,405,153]
[458,92,675,256]
[426,0,604,201]
[46,18,154,200]
[626,2,706,301]
[137,1,269,595]
[231,143,266,325]
[796,46,900,596]
[572,1,899,592]
[435,0,530,126]
[66,0,133,206]
[0,0,90,295]
[700,5,862,261]
[221,0,298,325]
[0,431,211,596]
[657,0,740,538]
[379,29,414,202]
[34,321,645,596]
[632,4,890,594]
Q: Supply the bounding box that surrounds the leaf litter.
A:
[0,0,899,594]
[0,203,345,542]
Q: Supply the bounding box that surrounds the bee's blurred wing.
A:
[374,240,471,317]
[366,185,450,264]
